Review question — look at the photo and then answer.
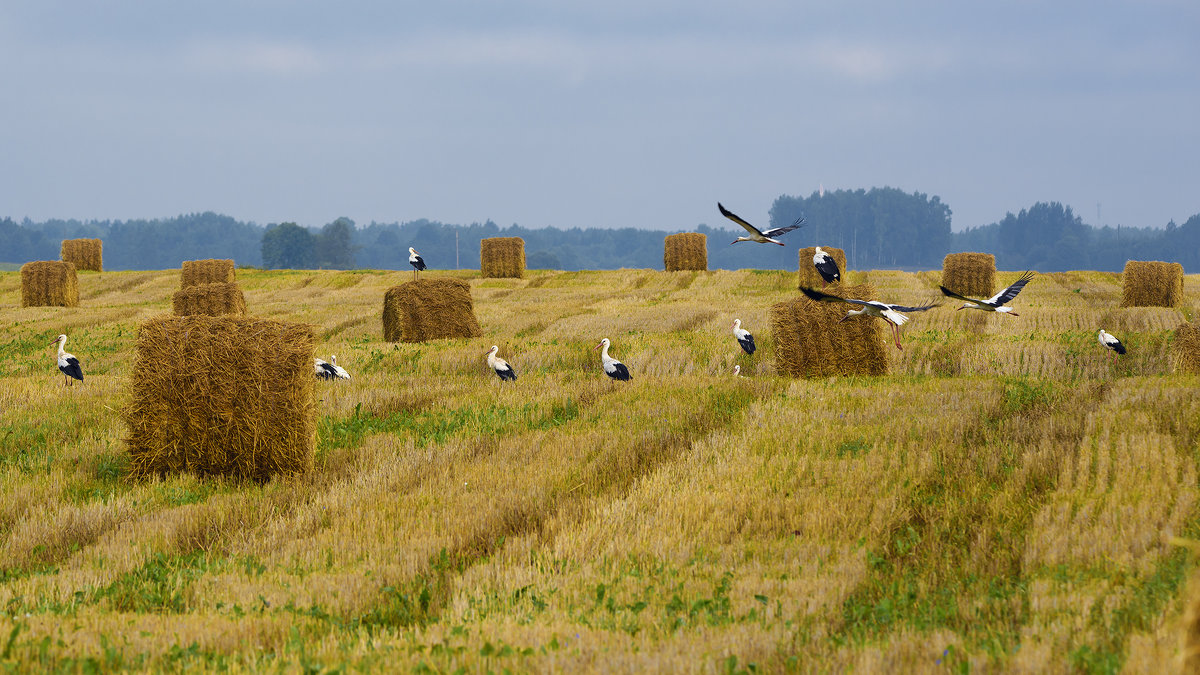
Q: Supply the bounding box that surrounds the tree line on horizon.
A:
[2,188,1197,273]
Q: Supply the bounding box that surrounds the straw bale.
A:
[1173,323,1200,375]
[480,237,526,278]
[1120,260,1184,308]
[125,315,315,480]
[798,246,847,289]
[172,282,247,316]
[60,238,103,272]
[941,252,995,298]
[383,278,483,343]
[770,283,888,377]
[1183,569,1200,673]
[20,261,79,308]
[181,259,236,288]
[664,233,708,272]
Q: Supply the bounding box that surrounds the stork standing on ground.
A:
[408,247,426,280]
[595,338,631,381]
[940,271,1036,316]
[314,357,349,380]
[732,319,756,355]
[733,365,743,377]
[800,288,939,350]
[50,334,84,386]
[813,246,841,288]
[719,203,805,246]
[485,345,517,381]
[328,355,351,379]
[1098,330,1127,362]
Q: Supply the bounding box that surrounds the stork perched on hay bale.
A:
[732,319,756,355]
[408,247,426,279]
[800,287,938,350]
[485,345,517,382]
[940,271,1035,316]
[50,334,84,386]
[1098,330,1127,362]
[813,247,841,287]
[595,338,631,381]
[719,203,805,246]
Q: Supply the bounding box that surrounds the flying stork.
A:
[732,319,756,355]
[718,202,805,246]
[800,287,939,350]
[1098,330,1126,362]
[813,246,841,287]
[408,247,426,279]
[940,271,1036,316]
[485,345,517,381]
[50,334,84,386]
[595,338,631,381]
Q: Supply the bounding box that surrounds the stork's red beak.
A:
[594,342,603,350]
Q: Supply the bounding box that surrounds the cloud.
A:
[181,39,325,76]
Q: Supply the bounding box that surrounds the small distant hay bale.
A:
[1173,323,1200,375]
[20,261,79,308]
[480,237,526,278]
[1120,260,1184,308]
[798,246,846,289]
[125,315,315,481]
[181,259,236,288]
[771,283,888,377]
[942,252,995,298]
[172,282,247,316]
[664,233,707,272]
[383,278,483,343]
[60,238,103,272]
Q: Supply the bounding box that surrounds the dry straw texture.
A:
[1174,323,1200,375]
[60,238,103,272]
[382,278,483,342]
[942,252,995,298]
[125,315,315,481]
[480,237,526,278]
[20,260,79,308]
[181,259,236,288]
[798,246,846,288]
[1121,260,1184,308]
[172,282,247,317]
[771,283,888,377]
[663,233,708,272]
[1184,570,1200,674]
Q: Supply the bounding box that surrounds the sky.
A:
[2,1,1197,233]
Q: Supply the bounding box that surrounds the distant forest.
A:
[2,188,1197,273]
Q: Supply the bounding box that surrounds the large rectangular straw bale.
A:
[172,282,247,316]
[20,261,79,308]
[60,238,103,272]
[181,259,236,288]
[1121,260,1184,308]
[798,246,846,288]
[664,233,708,272]
[125,315,315,480]
[771,283,888,377]
[942,252,995,298]
[480,237,526,278]
[383,278,483,343]
[1174,323,1200,375]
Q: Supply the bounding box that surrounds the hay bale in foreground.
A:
[60,238,103,272]
[1121,260,1184,308]
[664,233,708,272]
[942,252,995,298]
[771,283,888,378]
[20,261,79,308]
[1173,323,1200,375]
[125,315,315,480]
[798,246,847,289]
[383,278,483,343]
[480,237,526,278]
[172,282,247,316]
[181,259,236,288]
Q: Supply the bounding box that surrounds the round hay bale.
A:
[480,237,526,278]
[798,246,847,289]
[172,282,247,316]
[60,238,103,272]
[181,259,236,288]
[383,278,483,343]
[771,283,888,377]
[20,260,79,308]
[942,252,995,298]
[664,233,708,272]
[1173,322,1200,375]
[1121,260,1184,308]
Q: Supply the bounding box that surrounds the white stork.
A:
[50,334,84,386]
[732,364,743,377]
[485,345,517,381]
[1098,330,1126,361]
[328,355,351,379]
[813,246,841,287]
[732,319,756,355]
[408,247,426,279]
[719,202,805,246]
[940,271,1036,316]
[595,338,631,381]
[314,357,338,380]
[801,287,939,350]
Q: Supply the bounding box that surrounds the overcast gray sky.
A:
[2,1,1197,232]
